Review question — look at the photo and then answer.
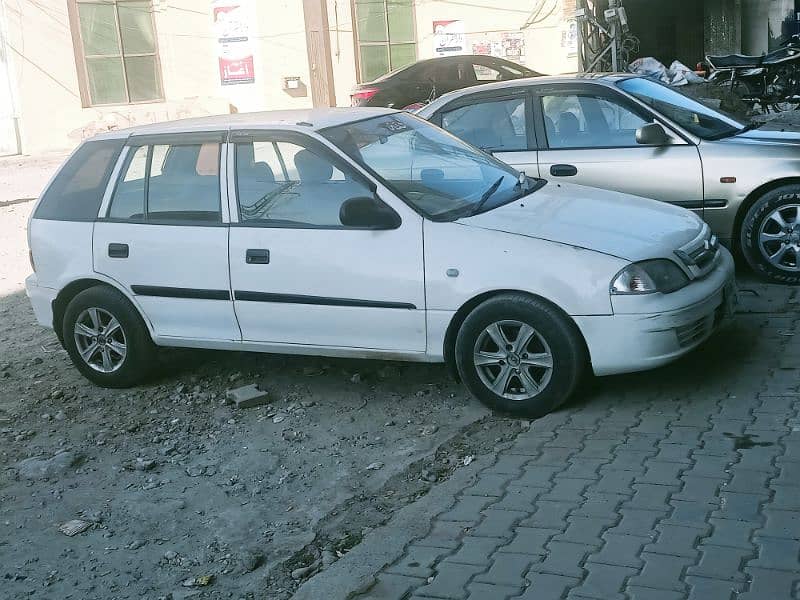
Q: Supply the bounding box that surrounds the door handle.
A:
[108,243,129,258]
[246,249,270,264]
[550,164,578,177]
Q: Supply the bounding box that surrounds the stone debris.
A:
[15,451,82,480]
[225,384,270,409]
[291,560,320,580]
[181,575,214,587]
[58,519,91,537]
[366,462,384,471]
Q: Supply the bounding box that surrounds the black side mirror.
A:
[340,196,401,230]
[636,123,671,146]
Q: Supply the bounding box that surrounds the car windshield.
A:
[618,77,745,140]
[322,113,542,221]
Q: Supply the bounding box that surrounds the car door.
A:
[94,133,240,342]
[227,130,426,352]
[534,84,705,216]
[434,90,540,177]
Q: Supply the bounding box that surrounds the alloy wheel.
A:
[473,319,553,401]
[758,203,800,272]
[73,307,127,373]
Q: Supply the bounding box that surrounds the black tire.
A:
[454,294,586,417]
[62,285,156,388]
[740,186,800,285]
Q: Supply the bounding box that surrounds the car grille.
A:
[675,314,715,348]
[675,224,720,280]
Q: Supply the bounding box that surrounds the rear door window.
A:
[441,97,529,152]
[108,140,222,223]
[34,138,126,221]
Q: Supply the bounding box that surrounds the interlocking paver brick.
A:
[543,429,588,449]
[412,562,485,599]
[628,552,694,592]
[711,492,765,523]
[574,438,620,458]
[759,508,800,540]
[360,573,427,600]
[662,500,716,529]
[555,516,615,547]
[446,536,505,566]
[607,508,662,538]
[574,494,625,519]
[636,461,687,486]
[624,483,674,511]
[618,433,661,452]
[651,443,694,464]
[530,541,590,578]
[771,485,800,510]
[663,426,705,444]
[748,536,800,572]
[738,567,800,600]
[514,465,561,488]
[493,486,545,513]
[541,478,591,502]
[724,468,774,496]
[518,500,573,529]
[671,475,725,503]
[463,474,514,498]
[530,446,579,466]
[686,544,752,582]
[602,450,654,473]
[736,445,783,471]
[588,532,646,568]
[773,459,800,487]
[683,454,732,478]
[514,573,580,600]
[560,458,607,480]
[703,518,758,549]
[465,582,522,600]
[440,496,496,523]
[474,553,537,587]
[588,470,636,495]
[644,524,706,558]
[416,520,471,549]
[485,454,533,476]
[567,563,637,600]
[503,527,561,556]
[386,545,452,579]
[626,586,683,600]
[685,575,746,600]
[471,510,527,539]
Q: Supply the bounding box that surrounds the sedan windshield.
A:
[618,77,745,140]
[322,113,541,221]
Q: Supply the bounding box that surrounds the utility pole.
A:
[302,0,336,107]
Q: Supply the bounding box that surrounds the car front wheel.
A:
[62,286,155,388]
[455,294,586,416]
[741,186,800,284]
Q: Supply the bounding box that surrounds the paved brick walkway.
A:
[356,284,800,600]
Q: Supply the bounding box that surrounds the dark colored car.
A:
[350,55,541,109]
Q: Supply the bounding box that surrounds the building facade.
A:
[0,0,579,155]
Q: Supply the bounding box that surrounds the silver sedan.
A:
[418,74,800,285]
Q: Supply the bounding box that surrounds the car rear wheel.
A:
[741,186,800,285]
[63,286,156,388]
[455,294,586,416]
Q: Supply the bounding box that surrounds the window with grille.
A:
[353,0,417,82]
[70,1,163,106]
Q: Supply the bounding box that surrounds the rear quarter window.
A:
[34,139,126,221]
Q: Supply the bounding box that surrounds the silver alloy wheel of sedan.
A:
[473,319,554,401]
[759,203,800,271]
[73,307,127,373]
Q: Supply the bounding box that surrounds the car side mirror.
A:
[636,123,671,146]
[340,196,401,230]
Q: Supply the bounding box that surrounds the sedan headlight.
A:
[611,260,690,295]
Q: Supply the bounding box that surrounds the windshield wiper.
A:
[738,120,765,134]
[707,120,764,141]
[470,176,506,216]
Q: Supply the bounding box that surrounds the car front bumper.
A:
[575,248,737,377]
[25,274,57,329]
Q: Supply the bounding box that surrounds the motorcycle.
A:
[705,34,800,114]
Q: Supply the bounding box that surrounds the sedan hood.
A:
[457,181,703,262]
[723,128,800,146]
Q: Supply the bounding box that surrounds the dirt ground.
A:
[0,183,522,599]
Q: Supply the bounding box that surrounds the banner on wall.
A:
[212,1,255,85]
[433,20,467,56]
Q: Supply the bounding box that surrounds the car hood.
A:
[457,181,703,262]
[722,128,800,146]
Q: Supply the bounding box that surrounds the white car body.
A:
[26,108,735,386]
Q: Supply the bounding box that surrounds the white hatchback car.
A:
[26,108,736,415]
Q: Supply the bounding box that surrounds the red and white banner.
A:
[212,1,255,86]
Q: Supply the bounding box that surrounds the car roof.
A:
[417,73,636,116]
[90,107,400,141]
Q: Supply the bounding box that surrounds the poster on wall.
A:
[433,20,467,56]
[561,19,578,57]
[501,32,525,61]
[212,1,255,85]
[471,39,503,58]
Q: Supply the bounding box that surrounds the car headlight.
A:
[611,260,690,295]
